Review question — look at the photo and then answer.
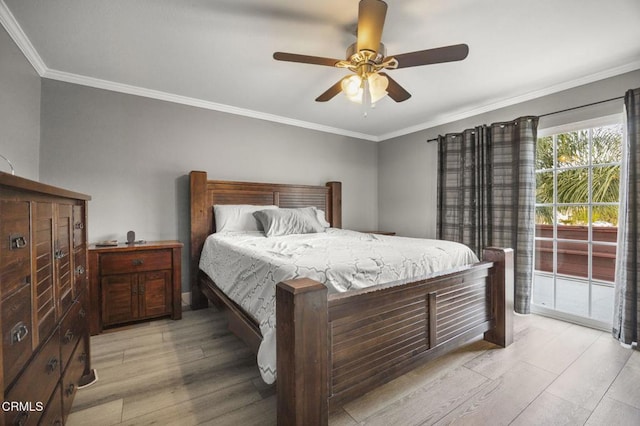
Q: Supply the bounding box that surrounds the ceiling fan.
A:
[273,0,469,106]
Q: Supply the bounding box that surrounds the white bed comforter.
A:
[199,228,478,384]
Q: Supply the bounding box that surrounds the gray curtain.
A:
[437,116,538,314]
[613,87,640,347]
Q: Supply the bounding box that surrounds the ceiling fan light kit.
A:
[273,0,469,109]
[341,73,388,105]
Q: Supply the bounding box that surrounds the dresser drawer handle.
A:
[55,250,67,260]
[47,357,59,373]
[14,411,29,426]
[10,322,29,345]
[10,234,27,250]
[132,259,144,266]
[74,222,84,229]
[65,383,75,397]
[64,329,74,343]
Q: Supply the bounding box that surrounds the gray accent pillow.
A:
[253,207,326,237]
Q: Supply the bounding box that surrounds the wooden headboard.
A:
[189,170,342,307]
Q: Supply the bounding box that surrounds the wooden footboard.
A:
[276,247,513,426]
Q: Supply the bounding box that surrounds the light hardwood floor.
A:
[68,307,640,425]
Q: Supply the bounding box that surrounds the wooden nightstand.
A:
[88,240,183,335]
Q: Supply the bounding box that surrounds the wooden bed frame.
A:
[189,170,514,426]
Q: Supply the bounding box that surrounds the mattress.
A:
[199,228,479,384]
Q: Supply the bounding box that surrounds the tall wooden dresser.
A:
[0,172,94,425]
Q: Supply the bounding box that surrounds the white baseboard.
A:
[181,292,191,310]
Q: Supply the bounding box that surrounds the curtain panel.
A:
[437,116,538,314]
[613,87,640,347]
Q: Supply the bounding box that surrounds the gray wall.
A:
[378,69,640,238]
[39,79,379,292]
[0,26,40,180]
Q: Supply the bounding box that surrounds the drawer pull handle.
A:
[10,322,29,344]
[75,222,84,229]
[14,411,30,426]
[65,383,75,396]
[10,234,27,250]
[64,329,74,343]
[132,259,144,266]
[55,250,66,260]
[47,357,59,373]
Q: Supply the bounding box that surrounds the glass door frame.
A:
[532,114,622,331]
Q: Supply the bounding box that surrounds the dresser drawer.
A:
[39,383,63,426]
[61,337,89,420]
[0,200,31,298]
[5,328,61,426]
[100,249,172,275]
[2,283,33,386]
[60,299,87,369]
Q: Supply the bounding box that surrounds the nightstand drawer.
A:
[100,250,171,275]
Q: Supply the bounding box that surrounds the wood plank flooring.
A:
[68,308,640,425]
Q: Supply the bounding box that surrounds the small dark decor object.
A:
[126,230,136,244]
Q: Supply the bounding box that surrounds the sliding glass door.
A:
[532,117,623,329]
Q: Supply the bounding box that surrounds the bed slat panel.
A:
[326,265,493,404]
[278,191,328,212]
[329,293,430,394]
[435,279,491,345]
[208,191,275,206]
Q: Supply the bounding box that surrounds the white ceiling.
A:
[3,0,640,141]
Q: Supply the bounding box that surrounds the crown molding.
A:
[41,68,379,142]
[378,59,640,141]
[0,1,46,75]
[34,58,640,143]
[40,60,640,143]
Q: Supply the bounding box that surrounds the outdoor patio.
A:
[532,271,615,326]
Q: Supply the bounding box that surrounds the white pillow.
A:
[214,204,278,232]
[316,208,331,228]
[253,207,326,237]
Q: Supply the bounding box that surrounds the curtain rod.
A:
[537,95,623,118]
[426,95,625,143]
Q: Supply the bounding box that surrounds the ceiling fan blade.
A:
[315,79,344,102]
[390,44,469,69]
[273,52,341,67]
[380,73,411,102]
[357,0,387,53]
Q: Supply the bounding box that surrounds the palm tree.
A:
[535,125,622,225]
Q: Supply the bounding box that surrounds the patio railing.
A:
[534,224,617,282]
